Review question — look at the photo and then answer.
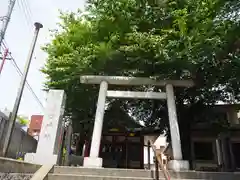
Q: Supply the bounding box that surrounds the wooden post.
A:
[64,123,72,166]
[155,153,159,180]
[148,140,151,169]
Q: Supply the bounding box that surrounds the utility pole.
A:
[0,48,9,75]
[2,22,43,157]
[0,0,16,48]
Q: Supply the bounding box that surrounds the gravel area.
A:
[0,173,32,180]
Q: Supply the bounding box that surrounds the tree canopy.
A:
[42,0,240,142]
[17,116,29,126]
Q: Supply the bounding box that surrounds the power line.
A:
[17,0,33,29]
[11,55,44,109]
[2,41,44,110]
[0,48,9,75]
[22,0,33,19]
[0,43,5,55]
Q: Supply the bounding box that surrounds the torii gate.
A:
[80,75,194,171]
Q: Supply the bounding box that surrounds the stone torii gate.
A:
[81,76,194,171]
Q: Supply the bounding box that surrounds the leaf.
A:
[42,0,240,134]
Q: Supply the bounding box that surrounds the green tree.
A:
[42,0,240,162]
[17,116,29,126]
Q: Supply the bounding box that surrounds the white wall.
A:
[144,146,154,164]
[143,135,167,165]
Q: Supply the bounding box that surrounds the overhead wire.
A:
[0,42,7,59]
[16,0,33,29]
[0,44,4,55]
[22,0,33,19]
[2,41,44,110]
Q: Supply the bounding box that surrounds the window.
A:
[103,136,113,142]
[128,136,140,142]
[116,136,125,142]
[194,141,214,161]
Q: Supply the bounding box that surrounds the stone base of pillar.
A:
[83,157,103,168]
[24,153,57,165]
[168,160,189,172]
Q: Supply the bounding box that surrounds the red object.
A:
[28,115,43,136]
[0,48,9,75]
[84,140,90,157]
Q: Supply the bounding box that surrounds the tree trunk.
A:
[177,104,193,169]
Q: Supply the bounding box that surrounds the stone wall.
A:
[0,157,40,173]
[0,157,40,180]
[0,112,37,158]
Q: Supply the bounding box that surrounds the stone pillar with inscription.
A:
[24,90,66,165]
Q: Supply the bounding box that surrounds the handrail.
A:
[30,164,54,180]
[150,140,170,180]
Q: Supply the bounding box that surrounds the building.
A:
[83,105,144,168]
[161,104,240,172]
[82,105,167,169]
[190,104,240,171]
[28,115,43,139]
[73,103,240,171]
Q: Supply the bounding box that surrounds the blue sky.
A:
[0,0,85,117]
